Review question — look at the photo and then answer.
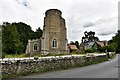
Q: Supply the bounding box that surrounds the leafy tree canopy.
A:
[109,30,120,53]
[2,22,43,54]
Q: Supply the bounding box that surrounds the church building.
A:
[25,9,69,54]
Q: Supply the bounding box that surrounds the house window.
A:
[34,44,38,51]
[52,39,57,48]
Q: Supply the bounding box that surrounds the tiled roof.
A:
[88,42,95,47]
[69,44,78,50]
[96,41,106,47]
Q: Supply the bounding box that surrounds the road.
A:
[22,54,119,78]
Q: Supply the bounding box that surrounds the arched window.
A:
[52,39,57,48]
[34,44,38,51]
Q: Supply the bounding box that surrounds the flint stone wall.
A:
[1,52,115,78]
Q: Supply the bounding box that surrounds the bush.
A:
[91,47,97,52]
[80,51,86,54]
[106,45,116,52]
[97,46,107,52]
[108,43,117,52]
[98,44,116,52]
[85,48,95,53]
[70,52,79,54]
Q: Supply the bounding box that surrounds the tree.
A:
[70,41,75,45]
[2,22,23,54]
[75,41,79,49]
[106,45,116,52]
[84,31,88,37]
[32,27,42,39]
[88,31,99,42]
[109,43,117,51]
[109,30,120,53]
[0,24,2,58]
[97,46,107,52]
[82,31,99,43]
[2,22,43,54]
[94,37,99,41]
[12,22,34,52]
[97,43,116,53]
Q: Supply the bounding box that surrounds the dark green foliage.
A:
[82,31,99,43]
[106,45,116,52]
[31,27,42,39]
[109,30,120,53]
[1,52,7,59]
[79,51,86,54]
[2,22,43,54]
[97,46,107,52]
[2,22,23,54]
[12,22,34,52]
[98,43,116,52]
[109,43,117,51]
[94,37,99,41]
[70,41,75,45]
[85,48,93,53]
[85,48,97,53]
[75,41,79,49]
[0,25,1,58]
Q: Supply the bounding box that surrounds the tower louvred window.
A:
[52,39,57,48]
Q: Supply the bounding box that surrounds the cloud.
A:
[97,32,116,36]
[15,0,26,6]
[0,0,119,43]
[83,22,95,27]
[92,16,118,41]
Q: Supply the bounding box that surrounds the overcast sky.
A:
[1,0,119,43]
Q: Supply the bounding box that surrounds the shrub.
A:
[106,45,116,52]
[91,47,97,52]
[80,51,86,54]
[85,48,95,53]
[70,52,78,54]
[97,46,107,52]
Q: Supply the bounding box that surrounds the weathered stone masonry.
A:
[1,53,115,78]
[26,9,69,55]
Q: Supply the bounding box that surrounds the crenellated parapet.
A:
[28,39,41,43]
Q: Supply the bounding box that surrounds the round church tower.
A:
[45,9,62,16]
[41,9,69,54]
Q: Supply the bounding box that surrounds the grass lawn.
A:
[4,52,110,58]
[4,53,71,58]
[5,53,28,58]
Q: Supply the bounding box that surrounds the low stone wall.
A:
[1,53,115,78]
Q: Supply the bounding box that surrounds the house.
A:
[95,41,108,47]
[68,44,79,53]
[80,31,108,51]
[79,41,108,50]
